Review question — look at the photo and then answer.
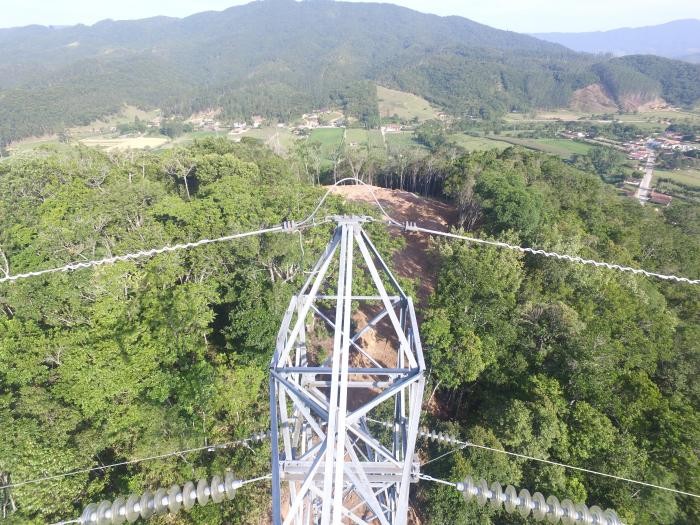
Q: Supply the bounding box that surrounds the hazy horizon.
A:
[2,0,699,33]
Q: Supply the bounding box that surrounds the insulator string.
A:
[367,418,699,499]
[54,472,270,525]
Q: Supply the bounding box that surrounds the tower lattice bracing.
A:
[270,216,426,525]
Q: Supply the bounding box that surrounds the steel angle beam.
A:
[270,217,426,525]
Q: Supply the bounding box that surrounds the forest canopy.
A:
[0,140,698,524]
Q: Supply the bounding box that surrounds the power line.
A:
[400,223,700,285]
[0,225,294,285]
[421,444,468,467]
[459,440,700,499]
[1,176,379,286]
[0,176,385,286]
[4,177,696,286]
[0,432,269,491]
[417,473,456,488]
[368,419,700,499]
[304,177,699,285]
[298,177,402,228]
[240,474,273,486]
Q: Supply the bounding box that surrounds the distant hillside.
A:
[1,1,699,144]
[681,53,700,64]
[535,19,700,61]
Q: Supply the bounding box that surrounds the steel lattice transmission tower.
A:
[270,216,426,525]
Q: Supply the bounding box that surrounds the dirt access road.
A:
[635,148,656,204]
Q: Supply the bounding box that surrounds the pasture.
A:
[448,134,510,152]
[486,136,593,158]
[309,128,345,160]
[79,137,170,152]
[654,168,700,188]
[346,129,386,154]
[385,132,427,153]
[377,85,439,122]
[504,110,588,122]
[240,127,297,155]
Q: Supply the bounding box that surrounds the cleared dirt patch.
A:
[329,185,457,305]
[570,83,618,113]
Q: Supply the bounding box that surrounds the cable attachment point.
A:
[404,221,418,232]
[252,431,269,443]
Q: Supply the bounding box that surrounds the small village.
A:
[560,126,700,206]
[186,109,416,138]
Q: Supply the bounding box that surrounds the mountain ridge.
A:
[1,1,699,145]
[534,19,700,61]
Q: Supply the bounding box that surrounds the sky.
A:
[1,0,699,33]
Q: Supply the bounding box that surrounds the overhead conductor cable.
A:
[368,419,700,499]
[0,432,269,491]
[0,222,307,285]
[1,178,698,285]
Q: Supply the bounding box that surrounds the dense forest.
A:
[2,0,700,144]
[0,137,698,524]
[0,139,345,524]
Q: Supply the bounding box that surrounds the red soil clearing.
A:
[329,185,457,306]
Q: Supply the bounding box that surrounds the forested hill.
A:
[1,0,700,144]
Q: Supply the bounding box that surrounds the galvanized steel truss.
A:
[270,217,426,525]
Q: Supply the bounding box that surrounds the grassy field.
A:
[346,129,386,153]
[168,130,230,148]
[385,132,428,153]
[486,136,593,158]
[534,138,593,156]
[8,140,76,157]
[449,134,509,152]
[504,110,588,122]
[239,127,297,155]
[367,130,386,152]
[9,136,60,153]
[9,105,162,154]
[79,137,170,152]
[654,168,700,188]
[615,120,666,132]
[377,85,438,122]
[309,128,345,159]
[345,128,367,145]
[616,108,700,124]
[503,107,700,127]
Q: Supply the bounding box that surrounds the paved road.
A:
[635,149,655,204]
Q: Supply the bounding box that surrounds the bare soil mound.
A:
[570,83,618,113]
[329,185,457,305]
[619,94,667,112]
[570,83,669,113]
